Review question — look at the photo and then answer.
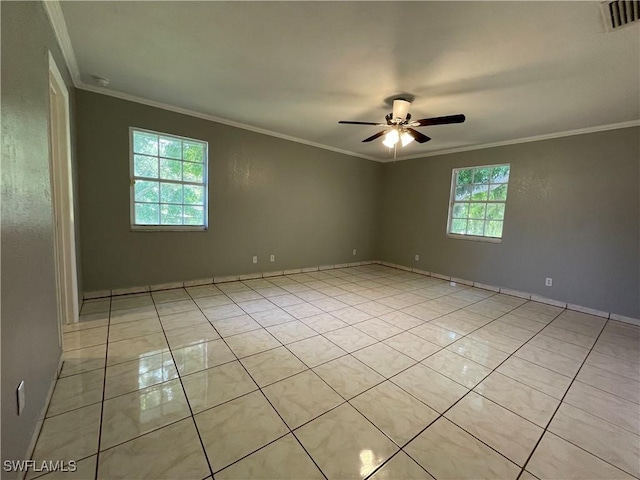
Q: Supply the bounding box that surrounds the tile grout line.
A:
[245,272,454,478]
[173,301,610,400]
[104,268,518,477]
[208,266,442,472]
[258,280,528,478]
[149,294,217,480]
[362,299,554,479]
[25,319,106,480]
[68,266,637,479]
[198,279,370,442]
[184,287,331,480]
[567,370,640,406]
[515,317,613,479]
[79,284,632,476]
[92,295,112,480]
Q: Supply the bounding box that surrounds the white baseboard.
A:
[380,261,640,327]
[83,260,378,300]
[22,354,63,478]
[609,313,640,326]
[82,260,639,327]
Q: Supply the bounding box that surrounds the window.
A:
[447,164,510,241]
[130,128,208,230]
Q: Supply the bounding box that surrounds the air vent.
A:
[601,0,640,31]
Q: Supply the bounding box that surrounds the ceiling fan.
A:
[339,99,465,148]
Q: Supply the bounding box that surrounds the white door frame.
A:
[48,52,79,345]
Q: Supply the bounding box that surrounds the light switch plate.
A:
[17,381,25,416]
[252,256,258,264]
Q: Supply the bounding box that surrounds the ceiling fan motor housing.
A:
[338,99,465,146]
[392,99,411,122]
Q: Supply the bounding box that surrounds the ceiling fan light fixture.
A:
[383,129,400,148]
[338,99,465,148]
[400,131,414,147]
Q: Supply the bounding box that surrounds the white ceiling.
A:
[59,1,640,161]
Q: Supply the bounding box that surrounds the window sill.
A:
[446,233,502,243]
[131,225,207,232]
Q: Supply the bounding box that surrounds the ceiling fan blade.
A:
[413,114,466,127]
[362,130,388,142]
[339,120,385,126]
[406,128,431,144]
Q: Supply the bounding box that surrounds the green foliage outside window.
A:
[131,129,207,228]
[449,164,510,239]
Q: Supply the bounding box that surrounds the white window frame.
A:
[129,127,208,231]
[446,163,510,243]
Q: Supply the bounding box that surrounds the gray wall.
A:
[76,91,382,292]
[378,127,640,319]
[1,1,78,472]
[77,88,639,319]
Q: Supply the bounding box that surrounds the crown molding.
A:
[41,0,380,161]
[43,0,638,164]
[77,84,381,162]
[77,83,640,164]
[387,120,640,163]
[42,0,81,86]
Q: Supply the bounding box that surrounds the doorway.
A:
[48,52,79,347]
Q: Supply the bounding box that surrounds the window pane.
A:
[489,184,508,201]
[486,220,503,237]
[455,185,471,201]
[160,183,182,204]
[133,131,158,156]
[183,142,204,163]
[159,137,182,159]
[471,184,489,201]
[160,159,182,180]
[134,180,159,203]
[451,219,467,234]
[456,169,473,185]
[467,219,485,236]
[131,129,207,229]
[183,162,204,183]
[134,155,158,179]
[135,203,159,224]
[490,166,510,183]
[469,203,486,219]
[452,203,469,218]
[184,205,204,225]
[184,185,204,205]
[448,164,509,240]
[161,204,182,225]
[473,167,490,184]
[486,203,506,220]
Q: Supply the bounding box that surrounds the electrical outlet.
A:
[352,249,357,256]
[270,254,275,262]
[17,381,25,416]
[415,254,420,261]
[252,256,258,264]
[545,277,553,287]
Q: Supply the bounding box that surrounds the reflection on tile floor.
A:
[33,265,639,479]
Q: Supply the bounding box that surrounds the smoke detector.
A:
[92,75,110,88]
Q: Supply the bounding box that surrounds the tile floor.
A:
[32,265,639,479]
